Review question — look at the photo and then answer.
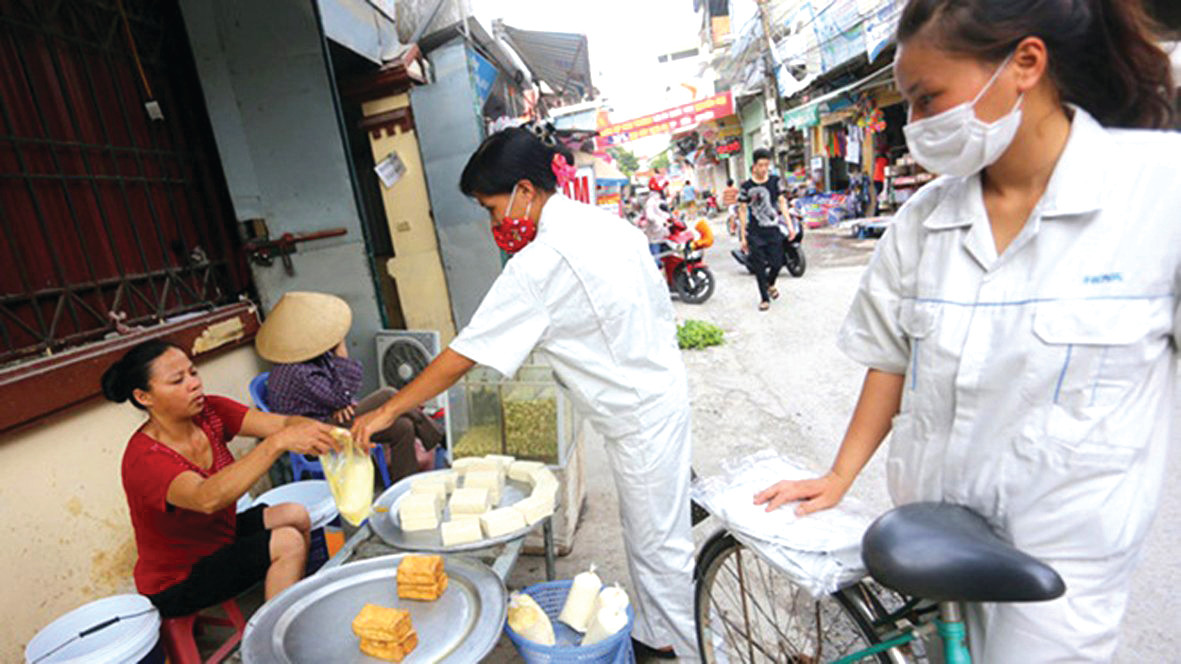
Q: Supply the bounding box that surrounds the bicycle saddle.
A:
[861,502,1065,603]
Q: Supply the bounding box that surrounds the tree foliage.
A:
[607,147,640,176]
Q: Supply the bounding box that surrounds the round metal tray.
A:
[369,469,545,553]
[242,554,506,663]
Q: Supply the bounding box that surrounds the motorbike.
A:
[730,210,806,278]
[658,217,716,304]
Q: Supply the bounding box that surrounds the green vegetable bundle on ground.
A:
[677,320,725,350]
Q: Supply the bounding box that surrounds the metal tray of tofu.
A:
[369,469,546,553]
[241,553,506,664]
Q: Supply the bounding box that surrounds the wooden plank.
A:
[0,302,260,434]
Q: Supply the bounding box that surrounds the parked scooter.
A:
[658,216,716,304]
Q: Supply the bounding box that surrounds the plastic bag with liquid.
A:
[320,428,375,526]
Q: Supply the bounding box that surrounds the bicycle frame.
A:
[829,597,972,664]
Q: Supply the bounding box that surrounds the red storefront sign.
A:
[597,92,735,147]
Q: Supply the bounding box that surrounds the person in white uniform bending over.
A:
[755,0,1179,661]
[351,127,697,660]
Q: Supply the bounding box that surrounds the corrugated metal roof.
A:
[499,24,592,100]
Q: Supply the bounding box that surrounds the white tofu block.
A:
[464,469,504,504]
[400,516,439,532]
[480,507,527,538]
[529,467,558,488]
[508,460,545,483]
[437,470,459,492]
[410,478,449,505]
[398,493,440,530]
[441,518,485,546]
[449,487,492,516]
[453,456,501,475]
[484,454,516,472]
[513,495,554,526]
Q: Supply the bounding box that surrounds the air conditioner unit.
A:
[375,330,443,411]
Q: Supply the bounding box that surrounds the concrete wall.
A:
[180,0,384,391]
[411,40,505,330]
[361,93,458,344]
[0,347,265,661]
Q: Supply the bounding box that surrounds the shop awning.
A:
[783,103,820,129]
[782,64,892,127]
[498,23,593,100]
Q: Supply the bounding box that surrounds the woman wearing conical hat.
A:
[256,292,441,483]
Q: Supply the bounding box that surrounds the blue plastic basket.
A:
[505,580,635,664]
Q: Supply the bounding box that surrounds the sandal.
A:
[758,301,770,312]
[768,286,780,300]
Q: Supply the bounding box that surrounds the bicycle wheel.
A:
[695,531,883,664]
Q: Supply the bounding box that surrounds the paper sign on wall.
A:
[375,151,407,188]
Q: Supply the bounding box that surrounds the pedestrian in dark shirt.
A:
[257,292,441,482]
[738,148,795,311]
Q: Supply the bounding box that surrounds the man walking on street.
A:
[739,148,795,311]
[722,178,740,235]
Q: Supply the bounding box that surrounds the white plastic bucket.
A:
[25,594,162,664]
[256,479,338,530]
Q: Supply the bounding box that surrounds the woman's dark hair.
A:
[100,339,182,410]
[752,147,773,163]
[459,127,575,197]
[897,0,1175,129]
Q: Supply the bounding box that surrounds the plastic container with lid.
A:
[25,594,163,664]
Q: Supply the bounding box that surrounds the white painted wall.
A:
[0,347,265,661]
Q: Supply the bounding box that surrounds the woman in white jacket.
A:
[353,127,696,660]
[756,0,1179,660]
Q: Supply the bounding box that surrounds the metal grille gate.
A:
[0,0,249,366]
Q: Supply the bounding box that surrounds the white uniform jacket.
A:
[451,193,688,439]
[838,107,1181,661]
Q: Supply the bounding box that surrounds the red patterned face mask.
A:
[491,185,536,254]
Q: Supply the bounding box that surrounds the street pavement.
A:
[494,215,1180,662]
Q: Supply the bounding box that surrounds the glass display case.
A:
[444,364,575,466]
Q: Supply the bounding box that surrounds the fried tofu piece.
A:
[397,575,449,601]
[396,554,445,585]
[351,603,412,643]
[358,631,419,662]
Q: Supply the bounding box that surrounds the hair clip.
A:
[551,153,576,189]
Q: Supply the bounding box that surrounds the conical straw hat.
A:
[256,292,352,363]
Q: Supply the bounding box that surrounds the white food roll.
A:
[581,607,628,646]
[507,592,556,646]
[593,584,630,615]
[558,566,603,633]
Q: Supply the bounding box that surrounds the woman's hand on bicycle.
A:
[754,471,852,516]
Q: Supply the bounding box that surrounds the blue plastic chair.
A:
[249,372,392,488]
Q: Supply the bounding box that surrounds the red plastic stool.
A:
[160,598,246,664]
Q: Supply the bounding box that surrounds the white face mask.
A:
[903,55,1024,177]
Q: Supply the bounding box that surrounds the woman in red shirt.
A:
[102,340,338,617]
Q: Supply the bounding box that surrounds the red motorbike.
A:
[657,217,715,304]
